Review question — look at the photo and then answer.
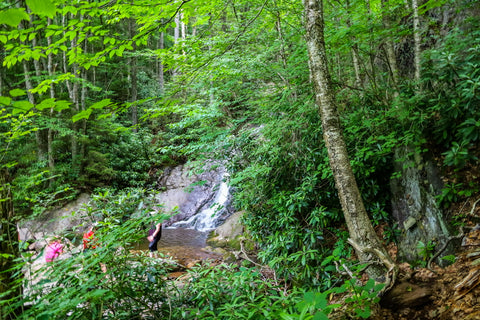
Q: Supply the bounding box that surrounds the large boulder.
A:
[207,211,248,250]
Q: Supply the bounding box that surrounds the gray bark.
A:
[47,18,55,180]
[412,0,422,84]
[158,32,165,93]
[129,20,138,132]
[173,14,180,77]
[303,0,394,279]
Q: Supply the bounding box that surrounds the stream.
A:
[134,227,221,265]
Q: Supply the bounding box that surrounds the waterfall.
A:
[171,175,230,232]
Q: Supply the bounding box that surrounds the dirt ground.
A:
[370,222,480,319]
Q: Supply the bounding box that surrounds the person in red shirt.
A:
[82,223,107,272]
[83,224,98,251]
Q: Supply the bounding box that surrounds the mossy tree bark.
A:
[303,0,395,280]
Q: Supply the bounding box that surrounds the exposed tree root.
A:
[347,238,398,295]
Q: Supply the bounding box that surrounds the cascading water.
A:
[171,174,230,232]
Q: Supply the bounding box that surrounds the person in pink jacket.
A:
[45,237,64,263]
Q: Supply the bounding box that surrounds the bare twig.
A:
[427,227,465,271]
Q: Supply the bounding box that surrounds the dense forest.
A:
[1,0,480,318]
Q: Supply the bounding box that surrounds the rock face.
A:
[390,146,452,265]
[18,193,91,245]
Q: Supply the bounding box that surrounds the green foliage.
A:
[421,19,480,168]
[279,279,385,320]
[2,188,169,320]
[416,240,436,264]
[178,264,294,319]
[341,279,385,319]
[279,291,340,320]
[436,181,480,209]
[441,254,456,264]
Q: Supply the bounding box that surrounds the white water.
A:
[171,176,230,232]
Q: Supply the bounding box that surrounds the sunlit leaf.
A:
[9,89,26,97]
[36,98,56,111]
[26,0,57,18]
[0,96,11,105]
[72,109,92,122]
[12,100,34,114]
[0,8,30,27]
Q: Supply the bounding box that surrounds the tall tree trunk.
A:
[0,170,21,320]
[345,0,363,90]
[22,61,48,161]
[381,0,400,97]
[273,0,296,100]
[63,13,81,168]
[158,32,165,93]
[173,13,180,77]
[47,18,56,185]
[412,0,421,85]
[181,11,186,41]
[19,17,47,162]
[129,19,138,132]
[303,0,395,280]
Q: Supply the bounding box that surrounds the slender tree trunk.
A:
[173,14,180,77]
[22,61,48,162]
[412,0,421,85]
[0,170,21,320]
[303,0,394,280]
[19,17,48,162]
[158,32,165,93]
[345,0,363,90]
[129,19,138,132]
[47,18,56,184]
[381,0,400,97]
[181,11,186,40]
[273,0,296,100]
[64,13,81,168]
[80,69,87,169]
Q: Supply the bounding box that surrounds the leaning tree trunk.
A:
[0,171,21,319]
[303,0,395,280]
